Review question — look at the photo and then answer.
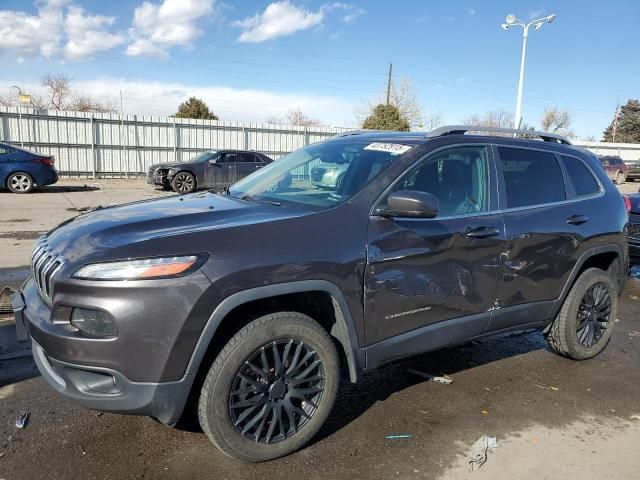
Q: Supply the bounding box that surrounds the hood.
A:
[45,192,306,262]
[149,162,189,170]
[628,193,640,214]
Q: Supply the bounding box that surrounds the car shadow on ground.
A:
[313,329,546,445]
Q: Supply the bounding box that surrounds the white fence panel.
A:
[2,107,639,178]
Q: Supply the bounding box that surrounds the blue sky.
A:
[0,0,638,138]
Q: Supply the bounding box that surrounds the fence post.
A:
[90,115,96,179]
[173,117,178,162]
[242,126,247,150]
[304,126,309,146]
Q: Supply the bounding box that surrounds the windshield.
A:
[190,151,216,163]
[228,140,414,210]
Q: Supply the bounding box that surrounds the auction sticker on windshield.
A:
[364,142,414,155]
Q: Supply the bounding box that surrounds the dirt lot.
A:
[1,179,639,480]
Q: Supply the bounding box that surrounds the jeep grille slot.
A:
[31,237,65,304]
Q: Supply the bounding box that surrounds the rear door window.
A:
[561,155,600,197]
[498,147,566,208]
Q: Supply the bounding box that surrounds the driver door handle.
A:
[465,226,500,239]
[566,214,589,225]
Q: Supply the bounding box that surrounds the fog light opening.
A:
[70,308,117,337]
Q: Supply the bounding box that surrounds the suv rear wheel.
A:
[545,268,617,360]
[198,312,339,462]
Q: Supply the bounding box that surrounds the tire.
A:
[7,172,34,193]
[615,171,625,185]
[545,268,617,360]
[198,312,339,462]
[171,171,196,194]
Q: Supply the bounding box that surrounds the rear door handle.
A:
[566,214,589,225]
[465,226,500,238]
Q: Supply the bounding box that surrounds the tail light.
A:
[623,195,631,212]
[36,157,55,167]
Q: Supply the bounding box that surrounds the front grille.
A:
[629,222,640,241]
[31,237,65,304]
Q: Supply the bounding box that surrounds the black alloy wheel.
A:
[576,282,611,347]
[229,339,325,444]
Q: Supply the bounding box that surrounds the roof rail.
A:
[426,125,572,145]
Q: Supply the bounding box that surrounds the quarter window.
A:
[561,155,600,197]
[498,147,566,208]
[390,145,490,216]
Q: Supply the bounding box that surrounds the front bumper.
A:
[147,169,170,187]
[12,272,213,424]
[30,339,193,425]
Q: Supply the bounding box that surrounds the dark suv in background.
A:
[147,149,273,193]
[598,155,628,184]
[14,126,628,462]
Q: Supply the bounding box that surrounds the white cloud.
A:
[527,9,543,20]
[63,6,125,59]
[4,77,353,125]
[0,0,66,58]
[0,0,125,60]
[126,0,215,58]
[468,8,476,16]
[332,3,365,23]
[233,1,325,43]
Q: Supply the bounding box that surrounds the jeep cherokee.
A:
[13,125,628,462]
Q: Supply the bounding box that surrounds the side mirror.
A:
[382,190,439,218]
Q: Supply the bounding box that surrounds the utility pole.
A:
[386,63,393,105]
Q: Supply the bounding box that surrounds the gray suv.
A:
[13,126,628,462]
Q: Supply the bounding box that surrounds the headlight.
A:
[73,255,204,280]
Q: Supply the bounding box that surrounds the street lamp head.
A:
[500,23,509,30]
[533,21,544,30]
[505,14,516,24]
[546,13,556,23]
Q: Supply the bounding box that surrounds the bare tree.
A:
[541,106,573,137]
[0,91,46,109]
[422,112,443,131]
[42,74,72,110]
[67,94,117,114]
[264,114,284,125]
[389,77,423,128]
[465,110,515,128]
[356,76,424,130]
[285,107,324,127]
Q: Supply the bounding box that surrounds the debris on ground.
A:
[0,452,5,459]
[630,414,640,420]
[15,411,29,429]
[535,384,559,391]
[385,434,412,439]
[628,331,640,338]
[468,435,498,471]
[80,444,87,455]
[407,369,453,385]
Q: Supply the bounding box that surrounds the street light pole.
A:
[501,13,556,129]
[11,85,24,148]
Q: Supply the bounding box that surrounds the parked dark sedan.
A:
[147,150,273,193]
[627,193,640,257]
[1,142,58,193]
[598,155,628,185]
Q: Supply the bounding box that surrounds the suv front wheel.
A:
[198,312,340,462]
[545,268,617,360]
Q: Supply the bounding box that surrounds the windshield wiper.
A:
[240,195,281,206]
